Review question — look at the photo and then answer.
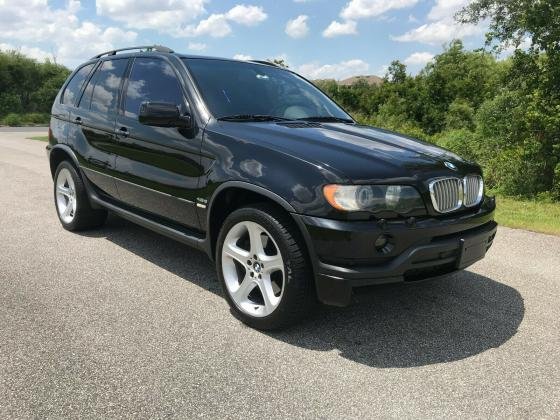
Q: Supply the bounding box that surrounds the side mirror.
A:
[138,101,192,128]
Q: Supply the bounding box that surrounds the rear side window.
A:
[124,58,184,118]
[80,59,128,114]
[62,63,95,105]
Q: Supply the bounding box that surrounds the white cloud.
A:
[171,4,267,38]
[233,54,253,60]
[188,42,207,51]
[403,51,434,66]
[225,5,267,26]
[285,15,309,39]
[298,59,369,80]
[393,0,484,44]
[500,36,532,58]
[95,0,207,33]
[341,0,418,20]
[393,21,482,44]
[0,0,137,67]
[179,14,232,37]
[427,0,470,21]
[322,20,357,38]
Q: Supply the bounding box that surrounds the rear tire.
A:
[53,161,107,231]
[216,203,314,330]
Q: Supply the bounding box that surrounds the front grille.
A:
[429,175,484,213]
[429,178,463,213]
[463,175,483,207]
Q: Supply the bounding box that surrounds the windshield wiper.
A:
[218,114,292,122]
[296,116,355,123]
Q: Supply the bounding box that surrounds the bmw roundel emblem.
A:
[444,161,458,171]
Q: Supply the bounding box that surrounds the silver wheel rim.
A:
[55,168,77,224]
[222,221,285,318]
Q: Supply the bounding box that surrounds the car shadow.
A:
[82,214,525,368]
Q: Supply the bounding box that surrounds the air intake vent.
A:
[276,122,322,129]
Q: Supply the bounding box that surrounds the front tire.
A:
[53,161,107,231]
[216,204,313,330]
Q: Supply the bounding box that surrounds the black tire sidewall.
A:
[216,205,311,330]
[53,161,106,231]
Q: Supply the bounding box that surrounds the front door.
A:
[112,57,204,230]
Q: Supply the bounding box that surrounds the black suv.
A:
[48,45,497,329]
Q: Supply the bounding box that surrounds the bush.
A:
[22,112,49,124]
[0,93,22,115]
[1,113,23,126]
[431,129,479,162]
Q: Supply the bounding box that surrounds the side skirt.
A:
[90,193,209,253]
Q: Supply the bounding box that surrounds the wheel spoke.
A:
[57,185,72,198]
[62,199,73,218]
[262,254,284,274]
[224,243,250,265]
[247,222,265,258]
[232,275,256,302]
[258,278,278,315]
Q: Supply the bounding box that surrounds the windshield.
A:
[182,58,352,121]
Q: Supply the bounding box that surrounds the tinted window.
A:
[182,58,351,120]
[62,63,94,105]
[124,58,184,118]
[82,59,128,114]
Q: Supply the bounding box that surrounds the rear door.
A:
[51,62,96,144]
[71,58,129,199]
[112,57,204,230]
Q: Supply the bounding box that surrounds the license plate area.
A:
[457,233,492,269]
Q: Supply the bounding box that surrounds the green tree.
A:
[384,60,407,84]
[458,0,560,197]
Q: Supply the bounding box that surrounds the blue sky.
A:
[0,0,487,79]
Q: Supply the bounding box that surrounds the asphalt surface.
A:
[1,130,559,419]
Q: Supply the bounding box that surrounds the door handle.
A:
[115,126,129,138]
[87,157,110,168]
[74,116,82,125]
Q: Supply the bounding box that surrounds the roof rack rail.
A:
[92,45,174,59]
[249,60,278,67]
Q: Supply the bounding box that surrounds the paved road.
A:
[1,130,559,419]
[0,126,47,132]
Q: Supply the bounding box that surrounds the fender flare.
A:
[48,144,81,178]
[206,181,296,217]
[204,181,297,257]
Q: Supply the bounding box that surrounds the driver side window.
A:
[124,58,184,118]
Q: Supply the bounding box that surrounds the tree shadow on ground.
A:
[83,214,525,368]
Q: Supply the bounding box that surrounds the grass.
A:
[26,135,49,142]
[495,196,560,236]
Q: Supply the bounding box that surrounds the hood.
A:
[213,121,480,184]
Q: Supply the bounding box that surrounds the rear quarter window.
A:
[80,59,128,114]
[61,63,95,106]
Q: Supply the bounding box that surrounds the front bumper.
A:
[293,196,497,306]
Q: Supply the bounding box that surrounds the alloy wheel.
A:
[55,167,77,224]
[221,221,285,317]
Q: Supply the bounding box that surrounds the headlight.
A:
[323,184,425,213]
